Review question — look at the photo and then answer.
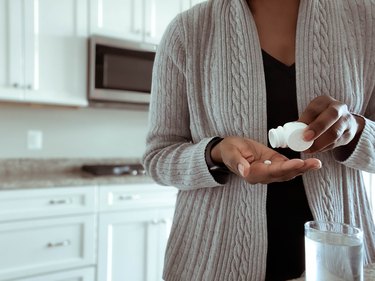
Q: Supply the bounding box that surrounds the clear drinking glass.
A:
[304,221,364,281]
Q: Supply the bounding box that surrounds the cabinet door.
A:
[13,267,95,281]
[143,0,181,44]
[0,186,97,222]
[147,208,174,281]
[0,215,95,280]
[22,0,89,106]
[181,0,206,11]
[90,0,143,41]
[0,0,24,101]
[97,208,174,281]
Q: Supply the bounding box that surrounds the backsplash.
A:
[0,104,149,158]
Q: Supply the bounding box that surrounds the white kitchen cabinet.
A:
[11,267,95,281]
[97,183,177,281]
[0,0,89,106]
[0,0,24,101]
[0,186,96,222]
[90,0,182,44]
[90,0,142,42]
[143,0,181,44]
[181,0,206,11]
[0,183,176,281]
[0,186,97,281]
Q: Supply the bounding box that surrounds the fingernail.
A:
[313,161,322,169]
[238,163,244,177]
[304,130,315,141]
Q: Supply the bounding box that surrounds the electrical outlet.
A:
[27,130,43,150]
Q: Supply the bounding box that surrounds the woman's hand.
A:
[211,136,321,184]
[298,95,365,153]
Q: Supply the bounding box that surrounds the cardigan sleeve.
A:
[141,15,226,190]
[333,86,375,173]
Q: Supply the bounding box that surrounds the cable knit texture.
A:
[142,0,375,280]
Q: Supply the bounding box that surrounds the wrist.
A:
[205,137,229,173]
[211,139,223,164]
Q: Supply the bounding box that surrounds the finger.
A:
[273,158,322,181]
[303,103,346,142]
[246,157,321,184]
[267,159,305,179]
[280,158,322,179]
[298,96,331,126]
[303,158,322,169]
[307,139,335,153]
[306,120,347,152]
[222,145,252,177]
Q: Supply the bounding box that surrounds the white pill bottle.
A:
[268,121,314,152]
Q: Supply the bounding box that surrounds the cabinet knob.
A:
[150,219,168,225]
[26,84,32,90]
[46,240,71,248]
[49,198,72,205]
[12,83,19,88]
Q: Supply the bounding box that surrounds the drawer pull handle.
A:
[150,219,168,225]
[118,194,141,201]
[47,240,71,248]
[49,198,72,205]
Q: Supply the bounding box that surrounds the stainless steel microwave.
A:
[89,35,156,105]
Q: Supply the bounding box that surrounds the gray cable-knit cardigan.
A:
[142,0,375,280]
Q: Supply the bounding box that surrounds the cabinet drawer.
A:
[0,215,95,280]
[12,267,95,281]
[99,184,177,211]
[0,187,96,222]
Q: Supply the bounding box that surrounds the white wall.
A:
[0,104,149,159]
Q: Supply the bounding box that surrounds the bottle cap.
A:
[287,129,314,151]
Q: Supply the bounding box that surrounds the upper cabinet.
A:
[182,0,207,11]
[90,0,143,42]
[0,0,206,107]
[143,0,182,44]
[90,0,206,44]
[0,0,89,106]
[0,0,24,101]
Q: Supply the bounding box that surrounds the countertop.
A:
[0,158,154,190]
[289,263,375,281]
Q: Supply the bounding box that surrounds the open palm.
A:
[211,136,322,184]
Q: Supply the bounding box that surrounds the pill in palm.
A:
[264,160,272,165]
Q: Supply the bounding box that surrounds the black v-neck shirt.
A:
[262,50,314,281]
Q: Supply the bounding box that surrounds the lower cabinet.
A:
[0,183,177,281]
[97,184,176,281]
[0,186,97,281]
[97,208,174,281]
[0,216,95,280]
[11,267,95,281]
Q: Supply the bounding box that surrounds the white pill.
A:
[264,160,272,165]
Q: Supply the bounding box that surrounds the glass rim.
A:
[305,220,363,237]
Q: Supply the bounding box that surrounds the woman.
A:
[142,0,375,280]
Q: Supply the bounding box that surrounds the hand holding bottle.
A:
[298,95,365,153]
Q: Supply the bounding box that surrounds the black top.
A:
[262,50,314,281]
